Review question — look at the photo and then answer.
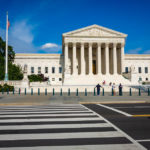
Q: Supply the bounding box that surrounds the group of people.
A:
[95,81,123,96]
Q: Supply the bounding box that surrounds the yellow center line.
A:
[132,114,150,117]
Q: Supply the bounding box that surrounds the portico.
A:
[64,42,123,75]
[62,25,128,85]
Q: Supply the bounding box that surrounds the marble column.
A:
[113,43,117,74]
[64,43,68,73]
[105,43,109,74]
[88,43,92,75]
[96,43,101,74]
[80,43,85,75]
[72,43,77,75]
[120,43,124,74]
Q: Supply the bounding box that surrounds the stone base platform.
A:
[63,74,132,86]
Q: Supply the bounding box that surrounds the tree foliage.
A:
[28,74,48,82]
[0,37,23,80]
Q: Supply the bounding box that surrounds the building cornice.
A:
[125,54,150,60]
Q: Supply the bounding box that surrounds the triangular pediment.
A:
[63,24,127,37]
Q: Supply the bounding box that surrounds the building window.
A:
[138,67,142,73]
[146,78,148,81]
[38,67,41,74]
[139,77,142,81]
[52,78,55,81]
[59,78,62,81]
[52,67,55,73]
[45,67,48,73]
[145,67,148,73]
[31,67,34,74]
[125,67,128,73]
[59,67,62,73]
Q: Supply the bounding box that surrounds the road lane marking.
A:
[0,117,102,123]
[0,110,90,115]
[133,114,150,117]
[0,131,124,141]
[114,106,150,109]
[137,139,150,142]
[82,104,146,150]
[97,104,132,117]
[0,144,143,150]
[0,113,95,118]
[0,123,111,130]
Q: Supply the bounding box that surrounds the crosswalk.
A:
[0,104,146,150]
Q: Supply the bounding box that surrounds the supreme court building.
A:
[14,25,150,85]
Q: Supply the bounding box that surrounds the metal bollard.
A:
[85,88,87,96]
[38,88,40,95]
[53,88,55,96]
[129,88,132,96]
[94,88,96,96]
[76,88,78,96]
[102,88,104,96]
[19,88,20,95]
[139,88,141,96]
[7,88,9,95]
[2,88,4,94]
[148,88,150,96]
[45,88,47,95]
[25,88,26,95]
[112,88,114,96]
[13,88,15,95]
[68,88,70,96]
[60,88,62,96]
[31,88,33,95]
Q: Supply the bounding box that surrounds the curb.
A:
[79,101,147,104]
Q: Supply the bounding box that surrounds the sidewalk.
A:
[0,92,150,105]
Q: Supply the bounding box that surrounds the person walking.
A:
[112,83,116,96]
[95,83,102,95]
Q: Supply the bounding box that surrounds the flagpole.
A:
[4,11,8,82]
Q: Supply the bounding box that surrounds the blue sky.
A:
[0,0,150,54]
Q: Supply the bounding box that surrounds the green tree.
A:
[0,37,23,80]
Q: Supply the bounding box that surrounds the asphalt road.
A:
[0,103,149,149]
[84,103,150,149]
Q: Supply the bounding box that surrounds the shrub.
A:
[142,82,146,85]
[28,74,48,82]
[0,84,14,92]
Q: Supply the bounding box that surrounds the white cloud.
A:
[143,50,150,54]
[10,20,34,44]
[39,43,62,53]
[41,43,58,49]
[127,47,142,54]
[0,20,37,53]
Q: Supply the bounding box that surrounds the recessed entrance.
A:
[93,60,96,74]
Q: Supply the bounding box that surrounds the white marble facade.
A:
[14,25,150,85]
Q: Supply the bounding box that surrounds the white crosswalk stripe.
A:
[0,104,145,150]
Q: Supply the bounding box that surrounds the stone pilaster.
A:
[80,43,85,75]
[72,43,77,75]
[88,43,92,75]
[105,43,109,74]
[113,43,117,74]
[121,43,125,74]
[64,43,68,73]
[97,43,101,74]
